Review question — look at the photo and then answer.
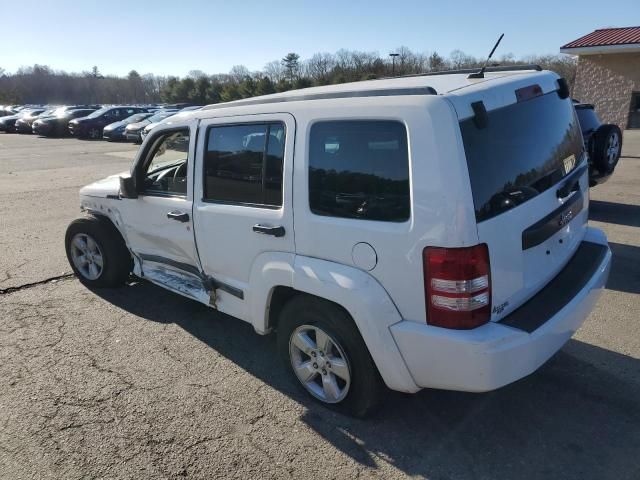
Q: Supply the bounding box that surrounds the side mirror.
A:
[119,176,138,199]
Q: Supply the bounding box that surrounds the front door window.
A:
[143,129,190,196]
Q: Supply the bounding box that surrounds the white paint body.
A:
[78,70,611,394]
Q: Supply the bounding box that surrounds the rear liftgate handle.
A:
[253,224,285,237]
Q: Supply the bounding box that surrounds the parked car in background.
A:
[65,67,611,416]
[0,108,44,133]
[15,108,55,133]
[140,110,188,141]
[69,106,148,139]
[33,108,98,137]
[573,100,623,186]
[103,112,153,141]
[1,105,25,116]
[178,105,203,112]
[52,104,102,116]
[125,110,178,143]
[139,122,156,142]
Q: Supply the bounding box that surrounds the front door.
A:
[120,124,201,286]
[193,113,296,318]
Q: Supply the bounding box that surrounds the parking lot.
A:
[0,132,639,479]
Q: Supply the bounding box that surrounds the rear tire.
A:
[65,216,132,288]
[277,295,383,418]
[592,124,622,174]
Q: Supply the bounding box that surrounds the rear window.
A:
[460,92,583,222]
[309,120,410,222]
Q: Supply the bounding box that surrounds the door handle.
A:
[253,224,285,237]
[167,211,190,222]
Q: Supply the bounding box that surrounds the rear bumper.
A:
[390,227,611,392]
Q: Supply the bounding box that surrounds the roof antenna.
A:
[468,33,504,79]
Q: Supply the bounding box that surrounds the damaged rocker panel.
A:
[138,254,244,300]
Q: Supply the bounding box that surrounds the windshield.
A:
[124,113,151,124]
[460,91,583,222]
[86,107,111,119]
[147,112,175,122]
[63,109,93,118]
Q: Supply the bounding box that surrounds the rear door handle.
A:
[167,211,189,223]
[253,224,285,237]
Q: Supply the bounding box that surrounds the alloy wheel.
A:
[69,233,104,280]
[289,324,351,403]
[606,132,620,167]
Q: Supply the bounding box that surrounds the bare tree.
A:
[263,60,285,83]
[305,53,335,84]
[229,65,250,83]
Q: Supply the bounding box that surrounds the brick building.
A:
[561,26,640,129]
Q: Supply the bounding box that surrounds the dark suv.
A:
[68,106,148,139]
[574,101,622,186]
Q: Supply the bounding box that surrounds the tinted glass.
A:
[143,129,190,196]
[87,107,110,119]
[204,123,285,206]
[460,92,583,222]
[309,121,410,222]
[68,109,95,118]
[574,106,600,134]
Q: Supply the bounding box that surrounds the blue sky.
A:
[2,0,638,77]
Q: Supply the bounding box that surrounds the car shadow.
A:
[606,242,640,294]
[92,281,640,480]
[589,200,640,228]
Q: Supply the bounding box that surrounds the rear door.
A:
[192,113,295,318]
[455,84,588,321]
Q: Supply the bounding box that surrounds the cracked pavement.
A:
[1,133,639,479]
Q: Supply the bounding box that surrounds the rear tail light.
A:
[423,244,491,329]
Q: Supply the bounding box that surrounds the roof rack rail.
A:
[202,86,437,111]
[383,64,542,80]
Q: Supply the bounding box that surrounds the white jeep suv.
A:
[65,66,612,416]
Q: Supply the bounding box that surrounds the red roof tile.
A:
[562,26,640,49]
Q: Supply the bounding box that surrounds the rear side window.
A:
[309,120,410,222]
[204,123,285,207]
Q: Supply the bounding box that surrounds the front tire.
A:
[88,127,101,140]
[65,216,132,288]
[277,295,383,417]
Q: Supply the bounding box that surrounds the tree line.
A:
[0,48,577,105]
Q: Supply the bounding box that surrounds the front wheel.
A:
[277,295,383,417]
[65,216,132,288]
[88,127,101,140]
